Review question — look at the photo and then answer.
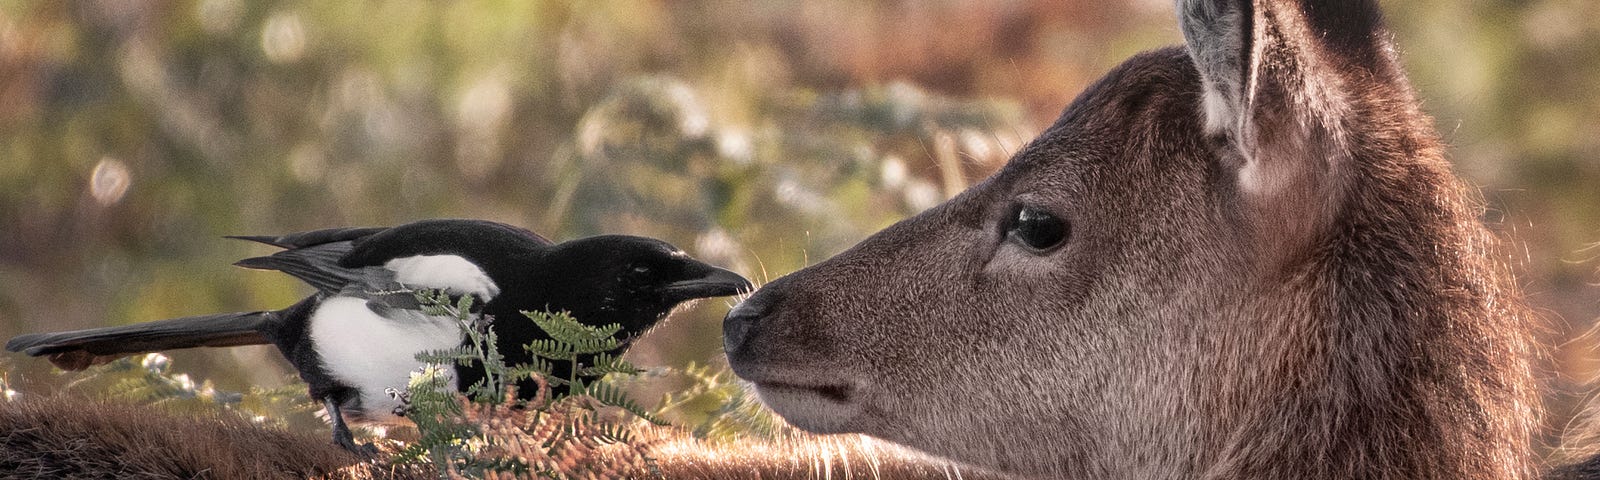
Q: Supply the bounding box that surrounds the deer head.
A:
[723,0,1537,478]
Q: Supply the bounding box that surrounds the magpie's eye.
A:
[1006,205,1069,252]
[628,264,652,276]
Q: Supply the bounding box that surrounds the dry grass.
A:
[0,395,420,479]
[0,394,1002,479]
[646,432,1004,479]
[449,396,1004,479]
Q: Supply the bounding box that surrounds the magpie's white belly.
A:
[309,295,463,424]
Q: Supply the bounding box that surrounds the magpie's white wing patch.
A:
[309,296,463,424]
[383,255,500,300]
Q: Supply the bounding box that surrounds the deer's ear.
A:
[1178,0,1396,244]
[1176,0,1253,138]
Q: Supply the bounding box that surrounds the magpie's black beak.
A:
[663,265,752,301]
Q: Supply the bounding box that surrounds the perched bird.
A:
[5,219,750,454]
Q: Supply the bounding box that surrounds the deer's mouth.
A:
[730,362,868,433]
[755,380,855,403]
[723,292,869,433]
[747,379,864,434]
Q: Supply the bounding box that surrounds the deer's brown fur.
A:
[0,1,1555,478]
[723,0,1541,478]
[0,395,392,479]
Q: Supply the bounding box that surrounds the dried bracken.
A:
[2,390,1001,480]
[363,391,999,480]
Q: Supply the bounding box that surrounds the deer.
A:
[723,0,1548,478]
[6,1,1588,478]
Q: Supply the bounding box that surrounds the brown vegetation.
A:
[0,395,380,479]
[0,394,999,479]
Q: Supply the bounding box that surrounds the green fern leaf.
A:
[586,382,666,425]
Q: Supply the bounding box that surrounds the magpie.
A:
[5,219,750,454]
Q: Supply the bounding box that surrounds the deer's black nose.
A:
[722,291,773,356]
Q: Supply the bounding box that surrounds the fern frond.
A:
[586,382,666,425]
[504,364,544,384]
[593,422,636,445]
[415,345,476,365]
[576,353,644,377]
[386,290,665,477]
[526,338,580,360]
[524,311,622,347]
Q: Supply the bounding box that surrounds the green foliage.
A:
[236,381,325,429]
[523,310,645,391]
[411,289,519,403]
[585,380,664,426]
[387,364,486,475]
[387,289,519,475]
[390,289,665,479]
[58,353,323,430]
[68,353,239,407]
[653,362,788,442]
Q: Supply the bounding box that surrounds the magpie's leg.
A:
[324,397,378,457]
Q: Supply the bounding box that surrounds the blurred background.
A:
[1,0,1596,443]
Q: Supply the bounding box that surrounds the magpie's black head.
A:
[538,235,751,329]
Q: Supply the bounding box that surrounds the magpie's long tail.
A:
[4,311,277,371]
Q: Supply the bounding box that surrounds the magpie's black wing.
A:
[236,220,535,305]
[227,226,388,249]
[234,244,363,295]
[230,226,389,295]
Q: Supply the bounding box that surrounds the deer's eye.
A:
[1007,205,1069,252]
